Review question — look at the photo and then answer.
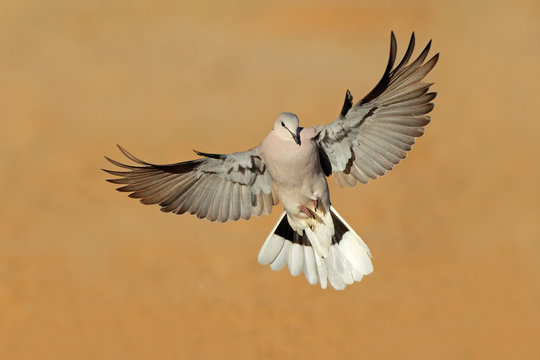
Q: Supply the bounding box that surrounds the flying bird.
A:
[104,32,438,290]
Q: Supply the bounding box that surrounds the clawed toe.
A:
[299,205,315,219]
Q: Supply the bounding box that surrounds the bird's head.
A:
[273,112,301,145]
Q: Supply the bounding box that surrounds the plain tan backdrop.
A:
[1,0,539,359]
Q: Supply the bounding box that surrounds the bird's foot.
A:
[299,205,316,219]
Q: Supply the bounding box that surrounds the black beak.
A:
[287,128,301,146]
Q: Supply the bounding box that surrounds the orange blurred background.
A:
[1,0,539,359]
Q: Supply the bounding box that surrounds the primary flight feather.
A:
[104,32,438,290]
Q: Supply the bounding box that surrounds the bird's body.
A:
[258,116,329,232]
[104,32,438,290]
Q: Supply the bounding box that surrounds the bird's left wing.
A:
[104,145,277,222]
[317,32,439,187]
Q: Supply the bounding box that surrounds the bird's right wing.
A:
[317,32,438,187]
[103,145,278,222]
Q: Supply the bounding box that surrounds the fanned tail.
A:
[257,207,373,290]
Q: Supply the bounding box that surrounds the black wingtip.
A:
[430,52,440,67]
[391,32,416,77]
[339,89,354,117]
[420,39,433,58]
[425,39,433,54]
[193,150,225,160]
[104,156,119,166]
[115,144,150,165]
[389,33,397,65]
[104,155,141,170]
[359,32,397,105]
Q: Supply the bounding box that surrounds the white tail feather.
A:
[257,212,287,265]
[258,207,373,290]
[270,241,290,271]
[304,210,333,258]
[288,243,304,276]
[302,246,319,285]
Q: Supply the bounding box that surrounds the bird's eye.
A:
[281,122,285,127]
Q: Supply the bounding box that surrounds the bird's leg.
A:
[299,205,316,219]
[313,198,319,212]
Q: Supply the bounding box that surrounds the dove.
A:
[104,32,438,290]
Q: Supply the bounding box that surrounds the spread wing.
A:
[317,32,439,187]
[103,145,278,222]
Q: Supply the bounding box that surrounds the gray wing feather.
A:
[229,184,241,221]
[240,185,252,220]
[208,180,224,222]
[104,145,277,222]
[318,32,438,187]
[195,176,219,219]
[218,181,232,222]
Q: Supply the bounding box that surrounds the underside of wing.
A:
[318,32,439,187]
[103,145,278,222]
